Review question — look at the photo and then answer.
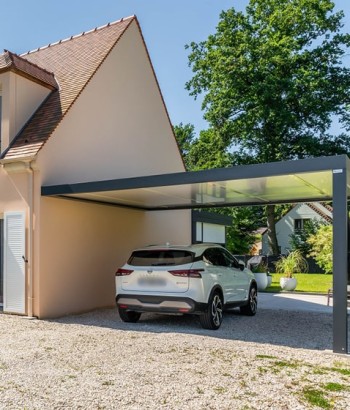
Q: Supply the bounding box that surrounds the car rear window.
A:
[127,250,195,267]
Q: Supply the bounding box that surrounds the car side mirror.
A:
[238,261,245,271]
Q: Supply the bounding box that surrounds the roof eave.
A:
[0,156,36,166]
[0,66,58,90]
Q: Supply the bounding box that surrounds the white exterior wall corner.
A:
[261,203,330,255]
[37,19,185,185]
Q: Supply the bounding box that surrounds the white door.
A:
[3,211,26,314]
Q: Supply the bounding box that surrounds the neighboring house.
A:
[0,16,193,318]
[261,202,332,255]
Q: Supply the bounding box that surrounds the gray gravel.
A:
[0,307,350,409]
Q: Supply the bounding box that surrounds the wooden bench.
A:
[327,285,350,306]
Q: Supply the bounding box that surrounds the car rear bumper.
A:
[116,294,207,314]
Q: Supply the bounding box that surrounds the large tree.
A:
[173,123,196,169]
[186,0,350,254]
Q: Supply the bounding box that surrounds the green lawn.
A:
[264,273,333,294]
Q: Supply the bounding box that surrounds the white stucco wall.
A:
[144,210,191,246]
[262,203,329,255]
[38,20,184,185]
[38,198,191,318]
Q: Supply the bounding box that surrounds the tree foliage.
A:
[219,207,265,254]
[289,218,326,255]
[307,224,333,274]
[185,0,350,253]
[186,128,233,171]
[173,122,196,170]
[186,0,350,160]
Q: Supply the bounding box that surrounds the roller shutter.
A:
[3,211,26,314]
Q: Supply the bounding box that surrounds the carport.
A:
[42,154,350,354]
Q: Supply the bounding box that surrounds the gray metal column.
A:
[332,168,349,354]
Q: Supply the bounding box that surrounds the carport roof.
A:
[41,155,350,210]
[42,154,350,354]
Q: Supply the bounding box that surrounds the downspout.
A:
[27,161,34,318]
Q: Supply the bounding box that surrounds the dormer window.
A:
[0,51,57,154]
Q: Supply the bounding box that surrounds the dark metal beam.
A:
[42,155,346,196]
[332,167,349,354]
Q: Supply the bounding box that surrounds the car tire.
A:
[240,285,257,316]
[199,291,223,330]
[118,307,141,323]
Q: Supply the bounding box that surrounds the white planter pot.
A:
[254,272,268,291]
[280,277,297,291]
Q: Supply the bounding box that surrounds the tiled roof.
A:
[306,202,333,223]
[1,16,135,161]
[0,50,58,89]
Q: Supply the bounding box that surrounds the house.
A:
[0,16,193,318]
[261,202,332,255]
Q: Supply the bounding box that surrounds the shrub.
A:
[307,225,332,274]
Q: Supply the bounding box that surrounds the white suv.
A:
[115,244,257,330]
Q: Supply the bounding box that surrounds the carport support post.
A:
[332,168,349,354]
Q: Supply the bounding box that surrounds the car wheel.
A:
[240,286,257,316]
[200,291,223,330]
[118,307,141,323]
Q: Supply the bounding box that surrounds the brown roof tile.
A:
[306,202,333,223]
[1,16,135,161]
[0,50,58,89]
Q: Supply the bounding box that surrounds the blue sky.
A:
[1,0,349,136]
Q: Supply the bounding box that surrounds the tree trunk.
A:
[266,204,279,255]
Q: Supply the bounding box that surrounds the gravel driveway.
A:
[0,307,349,409]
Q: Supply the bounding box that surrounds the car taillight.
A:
[168,269,204,278]
[115,268,134,276]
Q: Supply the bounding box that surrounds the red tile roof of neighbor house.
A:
[1,16,135,161]
[306,202,333,223]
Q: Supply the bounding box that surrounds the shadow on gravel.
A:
[52,306,349,352]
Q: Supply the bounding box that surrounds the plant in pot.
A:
[251,262,269,291]
[274,250,308,291]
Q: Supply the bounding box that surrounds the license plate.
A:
[138,277,166,286]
